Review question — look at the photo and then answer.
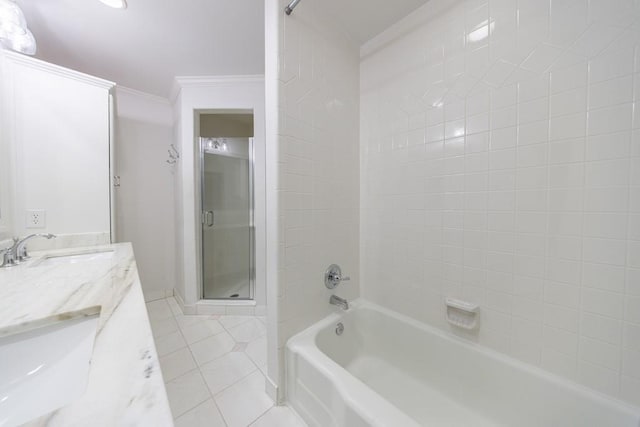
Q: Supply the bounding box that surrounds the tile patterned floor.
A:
[146,298,306,427]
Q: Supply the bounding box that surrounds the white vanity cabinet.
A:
[0,51,114,239]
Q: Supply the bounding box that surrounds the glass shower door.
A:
[201,137,254,299]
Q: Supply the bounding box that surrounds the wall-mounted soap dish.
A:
[445,298,479,330]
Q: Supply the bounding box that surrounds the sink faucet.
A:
[330,295,349,310]
[0,234,56,267]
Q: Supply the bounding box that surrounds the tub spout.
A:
[330,295,349,310]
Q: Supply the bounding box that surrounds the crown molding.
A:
[115,85,171,105]
[170,74,265,104]
[2,51,115,90]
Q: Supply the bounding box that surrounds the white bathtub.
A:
[286,300,640,427]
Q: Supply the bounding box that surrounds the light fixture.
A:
[99,0,127,9]
[0,0,36,55]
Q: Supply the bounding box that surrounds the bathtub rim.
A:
[285,298,640,424]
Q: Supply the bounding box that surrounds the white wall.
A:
[361,0,640,406]
[171,77,267,313]
[114,86,175,302]
[271,0,361,401]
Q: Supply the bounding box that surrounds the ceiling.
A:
[17,0,265,97]
[16,0,431,98]
[320,0,431,44]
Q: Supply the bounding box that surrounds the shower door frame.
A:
[199,136,256,301]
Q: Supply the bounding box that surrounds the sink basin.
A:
[34,249,114,267]
[0,308,100,426]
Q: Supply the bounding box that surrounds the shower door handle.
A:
[204,210,214,227]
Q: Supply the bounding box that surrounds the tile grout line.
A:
[152,297,272,426]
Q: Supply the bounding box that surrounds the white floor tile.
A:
[189,331,236,366]
[175,313,212,329]
[181,319,226,344]
[166,297,183,316]
[227,318,266,342]
[245,335,267,369]
[146,299,174,321]
[174,399,226,427]
[219,315,253,329]
[200,351,257,395]
[155,330,188,357]
[150,316,179,338]
[251,406,307,427]
[160,347,197,382]
[215,371,273,427]
[165,370,212,418]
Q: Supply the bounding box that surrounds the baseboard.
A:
[143,289,174,303]
[265,373,279,404]
[173,290,196,315]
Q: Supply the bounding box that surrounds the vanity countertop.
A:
[0,242,173,426]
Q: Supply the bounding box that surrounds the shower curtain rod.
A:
[285,0,302,15]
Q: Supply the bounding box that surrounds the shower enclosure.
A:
[200,137,254,300]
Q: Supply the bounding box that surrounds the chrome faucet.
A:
[15,233,56,261]
[330,295,349,310]
[0,233,56,267]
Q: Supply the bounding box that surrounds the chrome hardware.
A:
[15,233,56,261]
[1,243,18,268]
[202,210,214,227]
[330,295,349,310]
[1,234,56,267]
[324,264,350,289]
[285,0,302,15]
[335,322,344,335]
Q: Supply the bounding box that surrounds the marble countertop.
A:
[0,242,173,426]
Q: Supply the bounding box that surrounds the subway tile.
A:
[543,303,579,332]
[589,47,634,83]
[549,163,584,188]
[581,312,622,346]
[583,237,627,266]
[490,126,517,150]
[545,281,580,309]
[578,360,620,397]
[587,104,633,136]
[549,87,587,117]
[583,213,628,239]
[518,120,549,145]
[518,76,550,102]
[491,84,517,110]
[516,166,547,189]
[491,106,518,129]
[550,62,588,94]
[519,98,549,124]
[488,169,516,190]
[517,143,548,168]
[582,287,625,318]
[589,75,633,110]
[358,0,640,408]
[549,138,585,164]
[550,113,586,140]
[580,336,621,371]
[626,296,640,324]
[586,131,631,161]
[547,235,582,261]
[582,262,626,293]
[543,325,578,357]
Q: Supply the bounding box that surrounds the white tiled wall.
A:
[361,0,640,405]
[275,0,360,389]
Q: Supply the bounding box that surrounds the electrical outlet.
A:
[26,210,46,229]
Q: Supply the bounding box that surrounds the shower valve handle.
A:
[325,264,350,289]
